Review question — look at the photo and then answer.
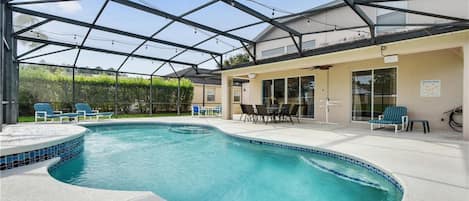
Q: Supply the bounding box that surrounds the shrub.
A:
[19,65,193,115]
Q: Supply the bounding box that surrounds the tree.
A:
[223,53,250,67]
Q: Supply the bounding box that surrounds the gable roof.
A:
[253,0,345,42]
[165,68,221,85]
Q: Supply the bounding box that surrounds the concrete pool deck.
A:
[1,117,468,201]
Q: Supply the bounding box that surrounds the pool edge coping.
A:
[1,157,164,201]
[0,125,87,156]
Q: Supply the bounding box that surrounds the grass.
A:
[18,112,191,122]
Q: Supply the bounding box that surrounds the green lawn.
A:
[19,112,191,122]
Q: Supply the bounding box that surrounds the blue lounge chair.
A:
[75,103,113,120]
[34,103,79,123]
[368,106,408,133]
[191,105,205,117]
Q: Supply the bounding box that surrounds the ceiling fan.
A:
[302,65,333,70]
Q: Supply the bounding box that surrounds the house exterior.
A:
[166,68,243,114]
[220,0,469,139]
[253,0,468,60]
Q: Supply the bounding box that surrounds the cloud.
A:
[57,1,82,13]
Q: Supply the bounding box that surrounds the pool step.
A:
[300,156,384,190]
[168,126,211,134]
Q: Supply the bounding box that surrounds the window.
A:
[373,68,397,118]
[287,77,299,104]
[286,40,316,54]
[300,76,315,119]
[352,71,372,121]
[286,45,297,54]
[376,2,407,34]
[352,68,397,121]
[302,40,316,50]
[262,76,315,119]
[207,88,215,102]
[273,78,285,105]
[233,88,241,103]
[261,47,284,58]
[262,80,273,105]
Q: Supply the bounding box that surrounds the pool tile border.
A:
[0,135,84,171]
[231,136,404,193]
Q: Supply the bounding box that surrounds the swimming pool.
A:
[49,123,403,201]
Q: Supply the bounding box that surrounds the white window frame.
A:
[261,47,284,58]
[232,87,241,104]
[286,40,316,54]
[261,73,316,119]
[207,88,215,102]
[262,40,317,58]
[302,40,316,51]
[351,66,399,123]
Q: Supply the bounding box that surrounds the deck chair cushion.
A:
[34,103,57,117]
[368,106,407,124]
[75,103,113,116]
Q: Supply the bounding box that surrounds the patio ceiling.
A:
[6,0,469,78]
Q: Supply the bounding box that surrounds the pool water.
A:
[49,123,402,201]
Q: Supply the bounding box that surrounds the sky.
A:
[13,0,334,76]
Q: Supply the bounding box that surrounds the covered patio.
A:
[221,29,469,140]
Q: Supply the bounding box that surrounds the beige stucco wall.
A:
[224,30,469,131]
[332,48,462,129]
[242,69,328,122]
[464,43,469,140]
[192,83,241,114]
[240,48,463,130]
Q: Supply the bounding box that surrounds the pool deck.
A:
[1,117,469,201]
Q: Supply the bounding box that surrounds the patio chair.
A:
[240,104,248,121]
[191,104,205,117]
[279,104,291,121]
[368,106,408,133]
[271,104,279,114]
[286,104,300,124]
[255,105,274,124]
[75,103,113,120]
[34,103,79,123]
[243,104,256,122]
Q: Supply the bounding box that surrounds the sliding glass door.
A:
[262,80,272,106]
[300,76,315,118]
[352,71,372,121]
[287,77,299,105]
[262,76,315,119]
[273,79,285,105]
[352,68,396,121]
[373,68,397,118]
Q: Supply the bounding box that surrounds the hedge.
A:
[19,65,193,116]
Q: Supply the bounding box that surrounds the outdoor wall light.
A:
[384,55,399,63]
[248,73,256,79]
